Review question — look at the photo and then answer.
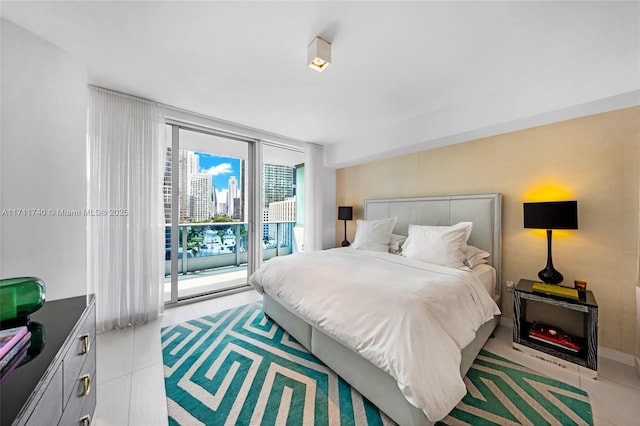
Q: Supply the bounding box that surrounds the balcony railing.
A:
[165,221,297,276]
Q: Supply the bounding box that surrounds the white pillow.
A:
[464,245,490,268]
[401,222,473,268]
[388,233,407,254]
[352,217,398,252]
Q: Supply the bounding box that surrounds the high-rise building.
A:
[240,160,246,222]
[163,147,172,223]
[210,182,217,217]
[178,150,199,221]
[227,176,238,217]
[163,151,248,223]
[190,173,211,222]
[263,164,294,207]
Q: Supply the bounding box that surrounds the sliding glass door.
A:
[163,124,305,304]
[262,144,305,259]
[165,126,250,303]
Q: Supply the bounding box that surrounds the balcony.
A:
[164,221,297,301]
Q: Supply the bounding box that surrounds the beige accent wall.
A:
[336,106,640,355]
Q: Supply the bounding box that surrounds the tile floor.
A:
[93,288,640,425]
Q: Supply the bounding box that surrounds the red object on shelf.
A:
[528,322,581,352]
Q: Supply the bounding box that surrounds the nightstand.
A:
[513,279,598,378]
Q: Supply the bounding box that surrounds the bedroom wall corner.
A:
[1,19,88,300]
[336,106,640,356]
[636,286,640,374]
[322,166,337,249]
[636,284,640,374]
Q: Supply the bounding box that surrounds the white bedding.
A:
[249,248,501,422]
[470,263,497,297]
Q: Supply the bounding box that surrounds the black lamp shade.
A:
[338,206,353,221]
[523,201,578,230]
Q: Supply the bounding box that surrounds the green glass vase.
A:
[0,277,46,323]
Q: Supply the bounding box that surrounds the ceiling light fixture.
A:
[308,36,331,72]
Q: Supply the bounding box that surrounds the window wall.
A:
[164,124,304,304]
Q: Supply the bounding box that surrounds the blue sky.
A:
[195,152,241,192]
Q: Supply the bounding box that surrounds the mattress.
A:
[470,263,497,298]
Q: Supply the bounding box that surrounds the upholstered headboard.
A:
[364,193,502,298]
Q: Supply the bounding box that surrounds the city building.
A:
[175,150,199,221]
[189,173,211,222]
[267,196,296,248]
[263,164,294,207]
[227,175,239,218]
[163,147,172,223]
[210,182,217,217]
[268,196,296,222]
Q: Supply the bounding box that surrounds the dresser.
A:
[0,295,96,425]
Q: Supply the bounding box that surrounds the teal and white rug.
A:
[438,351,593,426]
[162,302,593,425]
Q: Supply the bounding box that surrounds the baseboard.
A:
[599,346,635,367]
[498,316,636,367]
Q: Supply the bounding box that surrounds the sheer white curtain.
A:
[87,87,165,332]
[303,143,325,251]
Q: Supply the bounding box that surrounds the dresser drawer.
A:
[59,344,96,426]
[21,366,63,426]
[76,378,97,426]
[62,302,96,408]
[58,369,96,426]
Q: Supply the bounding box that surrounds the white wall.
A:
[1,19,88,300]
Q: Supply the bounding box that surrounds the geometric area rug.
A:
[161,302,394,425]
[437,351,593,426]
[162,302,593,426]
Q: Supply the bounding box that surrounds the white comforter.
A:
[249,248,501,422]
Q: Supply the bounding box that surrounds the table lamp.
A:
[338,206,353,247]
[523,201,578,285]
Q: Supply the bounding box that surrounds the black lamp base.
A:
[537,229,564,284]
[538,266,563,284]
[341,219,350,247]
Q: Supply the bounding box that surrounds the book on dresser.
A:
[0,330,31,369]
[0,326,29,358]
[0,343,29,383]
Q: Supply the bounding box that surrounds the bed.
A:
[249,193,502,425]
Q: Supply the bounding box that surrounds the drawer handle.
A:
[80,334,91,354]
[80,414,91,426]
[79,374,91,397]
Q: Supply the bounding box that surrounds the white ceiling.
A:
[2,1,638,167]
